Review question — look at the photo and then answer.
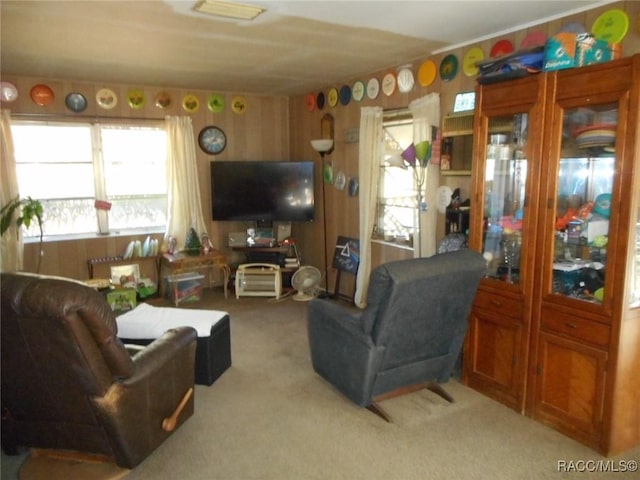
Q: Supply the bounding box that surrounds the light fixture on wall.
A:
[310,139,334,158]
[311,139,334,297]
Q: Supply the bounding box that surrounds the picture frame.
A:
[110,264,140,288]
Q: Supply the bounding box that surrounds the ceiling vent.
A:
[193,0,265,21]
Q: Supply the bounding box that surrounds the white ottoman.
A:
[116,303,231,385]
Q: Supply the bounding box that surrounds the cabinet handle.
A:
[565,322,578,329]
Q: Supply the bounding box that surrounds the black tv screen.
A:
[210,161,315,222]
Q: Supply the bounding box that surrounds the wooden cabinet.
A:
[466,289,528,411]
[463,55,640,456]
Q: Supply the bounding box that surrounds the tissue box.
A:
[544,32,579,71]
[166,272,204,306]
[544,33,613,71]
[576,34,613,67]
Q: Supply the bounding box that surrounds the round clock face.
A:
[198,126,226,155]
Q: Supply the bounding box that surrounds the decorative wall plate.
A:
[327,88,338,107]
[490,39,514,57]
[334,170,346,190]
[30,84,54,106]
[231,96,247,114]
[305,93,316,111]
[439,54,458,82]
[591,8,629,43]
[560,21,587,33]
[339,85,351,106]
[96,88,118,109]
[316,92,325,110]
[520,30,546,48]
[182,94,199,113]
[0,82,18,102]
[208,93,225,113]
[351,80,365,102]
[127,88,145,109]
[397,67,414,93]
[417,60,437,86]
[65,92,87,113]
[366,77,380,99]
[462,47,484,77]
[154,91,171,109]
[198,126,226,155]
[382,72,396,96]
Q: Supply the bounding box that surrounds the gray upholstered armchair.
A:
[1,272,197,469]
[307,249,485,421]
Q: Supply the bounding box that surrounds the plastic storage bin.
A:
[166,272,204,306]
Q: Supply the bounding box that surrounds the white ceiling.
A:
[0,0,614,96]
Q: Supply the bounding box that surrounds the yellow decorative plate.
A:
[462,47,484,77]
[327,88,338,107]
[127,88,145,109]
[182,94,199,113]
[231,96,247,114]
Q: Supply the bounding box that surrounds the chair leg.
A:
[366,402,393,423]
[366,382,455,422]
[426,382,454,403]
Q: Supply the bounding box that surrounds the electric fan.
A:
[291,266,322,301]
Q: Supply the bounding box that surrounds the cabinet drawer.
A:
[541,308,610,349]
[473,291,523,320]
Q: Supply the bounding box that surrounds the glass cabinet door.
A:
[482,114,528,284]
[551,105,616,303]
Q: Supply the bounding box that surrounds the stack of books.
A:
[284,257,300,269]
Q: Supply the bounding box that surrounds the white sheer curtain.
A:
[409,93,440,258]
[354,106,384,308]
[164,116,208,250]
[0,110,22,272]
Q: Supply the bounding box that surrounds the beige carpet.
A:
[2,288,639,480]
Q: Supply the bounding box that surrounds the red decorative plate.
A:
[490,39,514,57]
[305,93,316,111]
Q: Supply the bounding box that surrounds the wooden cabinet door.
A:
[464,306,527,412]
[532,331,607,449]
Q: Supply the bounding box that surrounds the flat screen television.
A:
[210,161,315,222]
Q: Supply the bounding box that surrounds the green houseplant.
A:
[1,195,44,272]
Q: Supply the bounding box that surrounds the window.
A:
[11,120,167,238]
[376,116,416,243]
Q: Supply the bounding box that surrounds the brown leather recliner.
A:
[1,272,197,469]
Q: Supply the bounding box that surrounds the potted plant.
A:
[1,195,44,272]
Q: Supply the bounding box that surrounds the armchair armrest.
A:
[308,300,384,406]
[91,326,197,468]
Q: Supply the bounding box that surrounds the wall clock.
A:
[198,126,227,155]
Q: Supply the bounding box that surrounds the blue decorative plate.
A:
[65,92,87,113]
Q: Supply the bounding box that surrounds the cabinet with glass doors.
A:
[463,55,640,456]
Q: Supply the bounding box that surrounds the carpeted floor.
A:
[2,287,639,479]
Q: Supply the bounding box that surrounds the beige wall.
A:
[6,1,640,292]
